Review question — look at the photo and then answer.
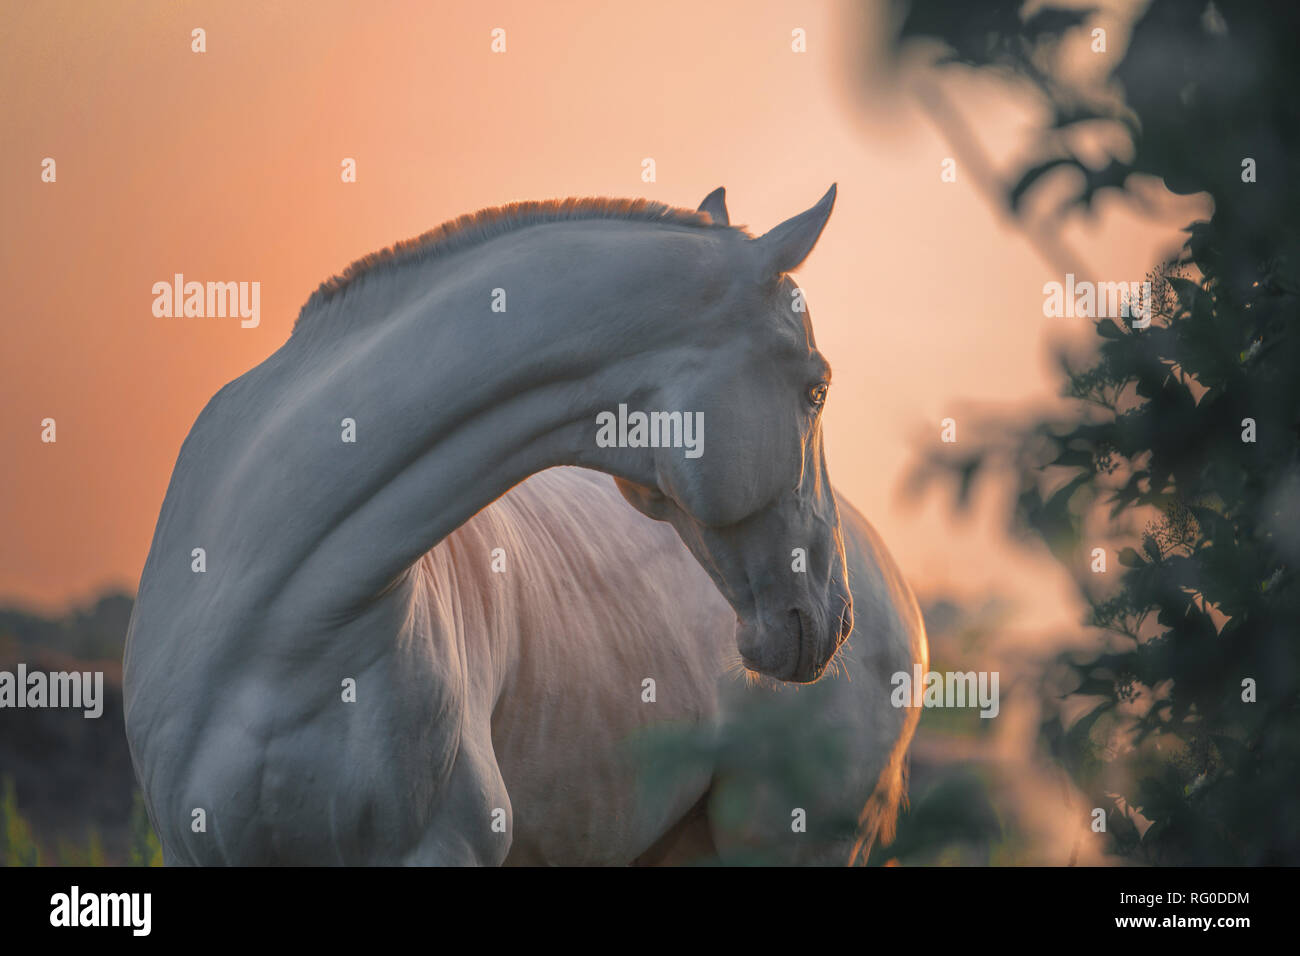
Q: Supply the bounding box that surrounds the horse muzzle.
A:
[736,592,852,684]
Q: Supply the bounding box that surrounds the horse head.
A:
[614,185,852,683]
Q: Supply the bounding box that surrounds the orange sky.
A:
[1,0,1200,635]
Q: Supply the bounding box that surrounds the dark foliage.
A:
[898,0,1300,862]
[0,594,144,863]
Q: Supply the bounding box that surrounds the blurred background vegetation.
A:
[896,0,1299,863]
[0,593,160,866]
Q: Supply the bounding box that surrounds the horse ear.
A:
[749,184,837,276]
[697,186,729,226]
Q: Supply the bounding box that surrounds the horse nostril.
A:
[786,609,810,676]
[837,600,854,642]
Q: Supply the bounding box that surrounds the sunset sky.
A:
[1,0,1202,635]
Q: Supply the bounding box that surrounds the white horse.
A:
[123,186,927,864]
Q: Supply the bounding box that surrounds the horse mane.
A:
[295,196,743,330]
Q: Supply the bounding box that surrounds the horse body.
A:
[127,465,921,864]
[123,188,926,864]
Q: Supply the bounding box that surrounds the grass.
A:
[0,775,162,867]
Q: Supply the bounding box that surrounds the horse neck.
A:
[215,223,709,620]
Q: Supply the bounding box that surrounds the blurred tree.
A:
[896,0,1300,863]
[0,591,133,661]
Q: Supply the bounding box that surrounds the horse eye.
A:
[808,382,828,408]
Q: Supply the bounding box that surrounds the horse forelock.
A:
[294,196,748,332]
